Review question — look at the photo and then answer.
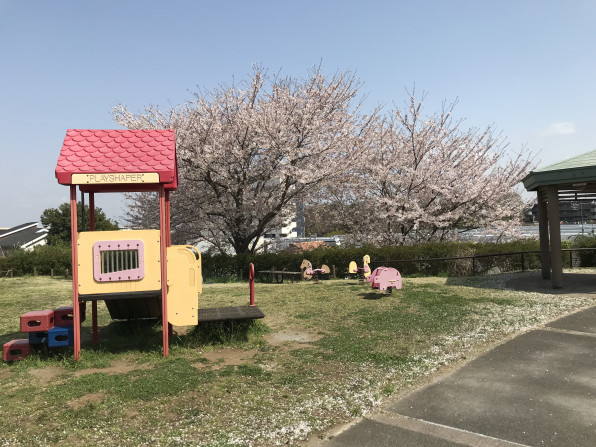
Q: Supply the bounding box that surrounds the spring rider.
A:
[348,255,371,282]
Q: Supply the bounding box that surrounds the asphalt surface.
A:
[312,275,596,447]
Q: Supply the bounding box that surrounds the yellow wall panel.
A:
[167,245,202,326]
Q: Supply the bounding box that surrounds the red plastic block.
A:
[54,303,86,327]
[20,310,54,332]
[3,339,31,362]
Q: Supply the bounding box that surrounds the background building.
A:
[0,223,48,256]
[524,200,596,225]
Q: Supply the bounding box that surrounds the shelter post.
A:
[537,188,551,279]
[546,186,563,288]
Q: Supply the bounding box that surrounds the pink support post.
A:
[165,190,171,247]
[165,190,173,338]
[249,263,255,306]
[89,192,98,344]
[70,186,81,360]
[159,185,169,357]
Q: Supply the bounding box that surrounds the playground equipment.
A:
[366,267,402,293]
[300,259,330,283]
[348,255,371,281]
[3,129,263,362]
[3,305,86,361]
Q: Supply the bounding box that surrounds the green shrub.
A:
[0,245,71,276]
[201,239,548,279]
[5,237,581,279]
[571,234,596,267]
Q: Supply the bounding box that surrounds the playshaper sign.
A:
[71,173,160,184]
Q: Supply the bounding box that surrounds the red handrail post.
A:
[249,263,255,306]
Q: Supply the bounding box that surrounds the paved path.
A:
[313,303,596,447]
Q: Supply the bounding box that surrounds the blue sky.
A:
[1,0,595,227]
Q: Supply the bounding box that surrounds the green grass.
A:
[0,274,594,446]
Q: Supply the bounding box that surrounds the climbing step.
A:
[20,310,54,332]
[48,326,74,348]
[3,339,31,361]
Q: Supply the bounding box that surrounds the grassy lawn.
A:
[0,274,594,446]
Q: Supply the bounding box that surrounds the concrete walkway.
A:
[313,289,596,446]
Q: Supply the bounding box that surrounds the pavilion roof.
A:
[523,149,596,194]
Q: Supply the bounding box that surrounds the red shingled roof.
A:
[55,129,177,191]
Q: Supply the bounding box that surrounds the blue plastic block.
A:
[28,331,48,345]
[47,326,73,348]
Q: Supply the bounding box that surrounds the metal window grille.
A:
[100,249,139,274]
[92,239,145,282]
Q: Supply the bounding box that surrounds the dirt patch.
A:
[266,330,323,345]
[68,392,104,409]
[124,408,140,419]
[74,359,153,377]
[28,366,66,383]
[194,348,259,370]
[0,369,13,381]
[191,332,323,370]
[276,341,319,354]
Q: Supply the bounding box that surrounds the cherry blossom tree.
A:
[338,94,533,245]
[113,66,377,254]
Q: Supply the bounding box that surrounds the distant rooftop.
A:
[0,222,48,252]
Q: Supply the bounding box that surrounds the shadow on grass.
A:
[1,318,267,364]
[359,292,385,300]
[0,331,25,345]
[92,318,164,353]
[446,272,596,295]
[93,318,266,353]
[180,320,266,347]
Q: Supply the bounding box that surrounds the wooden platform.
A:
[197,306,265,323]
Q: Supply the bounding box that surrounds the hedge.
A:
[3,236,596,279]
[572,234,596,267]
[200,240,552,279]
[0,244,72,277]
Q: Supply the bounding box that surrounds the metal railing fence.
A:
[371,248,596,277]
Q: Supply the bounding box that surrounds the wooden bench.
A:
[257,269,302,284]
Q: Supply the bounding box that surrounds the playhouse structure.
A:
[50,129,261,360]
[2,129,263,362]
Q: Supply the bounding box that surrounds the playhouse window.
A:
[101,249,139,273]
[93,240,145,282]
